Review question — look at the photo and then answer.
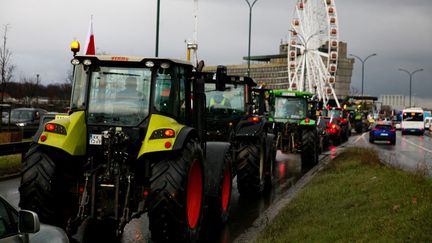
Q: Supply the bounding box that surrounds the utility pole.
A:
[155,0,160,57]
[244,0,258,77]
[36,74,39,105]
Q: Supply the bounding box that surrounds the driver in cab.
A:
[209,93,231,109]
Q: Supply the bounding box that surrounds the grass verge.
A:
[0,154,22,177]
[256,147,432,242]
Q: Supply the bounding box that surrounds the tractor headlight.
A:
[71,58,80,65]
[83,59,92,66]
[145,61,154,68]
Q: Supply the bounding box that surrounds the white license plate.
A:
[380,133,388,136]
[89,134,102,145]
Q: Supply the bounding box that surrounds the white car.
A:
[0,195,69,243]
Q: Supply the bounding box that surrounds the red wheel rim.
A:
[187,159,203,229]
[221,168,231,212]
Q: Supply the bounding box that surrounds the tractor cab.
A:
[270,90,316,124]
[202,66,257,141]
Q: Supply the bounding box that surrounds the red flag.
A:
[84,16,96,55]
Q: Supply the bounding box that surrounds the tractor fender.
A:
[172,127,199,151]
[204,141,232,197]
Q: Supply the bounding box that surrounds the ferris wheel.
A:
[287,0,340,107]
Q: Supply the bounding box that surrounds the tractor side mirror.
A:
[215,65,227,91]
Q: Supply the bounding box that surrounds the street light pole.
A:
[398,68,423,108]
[155,0,160,57]
[245,0,258,77]
[349,53,377,97]
[36,74,39,105]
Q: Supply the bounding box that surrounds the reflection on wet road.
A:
[349,130,432,175]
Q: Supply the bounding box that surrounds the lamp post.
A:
[398,68,423,108]
[349,53,377,97]
[155,0,160,57]
[36,74,39,105]
[244,0,258,77]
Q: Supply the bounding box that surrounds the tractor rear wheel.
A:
[236,139,265,196]
[148,139,205,242]
[301,129,319,173]
[19,144,77,228]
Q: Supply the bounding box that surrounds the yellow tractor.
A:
[19,45,232,242]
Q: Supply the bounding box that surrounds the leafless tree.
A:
[0,24,16,127]
[19,76,38,106]
[0,24,15,104]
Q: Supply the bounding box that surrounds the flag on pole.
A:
[84,15,96,55]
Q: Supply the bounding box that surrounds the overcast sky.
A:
[1,0,431,98]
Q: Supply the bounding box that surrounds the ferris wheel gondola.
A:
[287,0,340,107]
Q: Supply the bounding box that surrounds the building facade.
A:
[204,42,354,99]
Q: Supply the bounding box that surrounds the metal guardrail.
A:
[0,141,31,157]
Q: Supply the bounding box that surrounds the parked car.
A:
[1,112,9,125]
[0,195,69,243]
[369,121,396,145]
[10,108,47,138]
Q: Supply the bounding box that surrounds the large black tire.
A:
[206,148,233,225]
[148,139,205,242]
[236,139,265,196]
[300,129,319,173]
[19,144,77,228]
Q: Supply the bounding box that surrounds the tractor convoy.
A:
[18,45,351,242]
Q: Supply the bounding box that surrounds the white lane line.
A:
[353,133,365,144]
[402,137,432,154]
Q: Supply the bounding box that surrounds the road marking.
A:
[353,132,367,144]
[402,137,432,154]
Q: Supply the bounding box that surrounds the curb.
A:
[0,172,21,181]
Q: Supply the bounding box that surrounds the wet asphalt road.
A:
[350,130,432,175]
[1,130,431,242]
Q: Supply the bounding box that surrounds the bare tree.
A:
[0,24,15,128]
[19,76,38,106]
[0,24,15,104]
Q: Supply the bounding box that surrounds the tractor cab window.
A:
[205,83,245,116]
[273,97,307,121]
[71,66,87,110]
[153,65,187,121]
[87,67,151,126]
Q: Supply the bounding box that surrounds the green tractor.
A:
[269,90,321,172]
[19,54,232,242]
[203,66,276,197]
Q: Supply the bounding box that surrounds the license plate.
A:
[380,133,388,136]
[89,134,102,145]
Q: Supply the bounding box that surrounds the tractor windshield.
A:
[205,83,245,117]
[272,97,307,121]
[86,66,151,126]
